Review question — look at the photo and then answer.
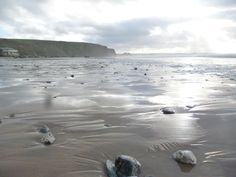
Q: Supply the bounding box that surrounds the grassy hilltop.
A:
[0,38,116,57]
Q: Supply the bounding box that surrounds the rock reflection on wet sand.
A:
[0,56,236,177]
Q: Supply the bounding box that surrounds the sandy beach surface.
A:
[0,55,236,177]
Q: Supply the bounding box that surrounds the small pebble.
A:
[104,123,112,127]
[9,114,15,118]
[161,107,175,114]
[186,105,194,109]
[39,125,50,133]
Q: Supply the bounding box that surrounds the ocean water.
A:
[0,55,236,177]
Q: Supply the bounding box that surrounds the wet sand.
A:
[0,55,236,177]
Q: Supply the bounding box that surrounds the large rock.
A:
[115,155,141,177]
[172,150,197,165]
[106,155,141,177]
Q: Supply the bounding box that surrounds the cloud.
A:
[202,0,236,7]
[0,0,236,53]
[80,18,195,52]
[214,9,236,21]
[225,26,236,38]
[0,0,47,20]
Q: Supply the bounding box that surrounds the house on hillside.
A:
[0,48,19,57]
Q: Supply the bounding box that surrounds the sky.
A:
[0,0,236,53]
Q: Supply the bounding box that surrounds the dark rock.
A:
[9,114,15,118]
[115,155,141,177]
[38,125,50,133]
[161,107,175,114]
[46,81,51,84]
[134,67,138,70]
[104,123,112,127]
[186,105,194,109]
[144,73,147,76]
[71,74,74,78]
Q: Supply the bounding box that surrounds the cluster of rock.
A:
[106,152,197,177]
[38,125,55,145]
[105,105,197,176]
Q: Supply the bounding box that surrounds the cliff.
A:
[0,38,116,57]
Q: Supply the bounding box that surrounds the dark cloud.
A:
[80,18,192,51]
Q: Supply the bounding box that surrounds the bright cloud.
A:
[0,0,236,53]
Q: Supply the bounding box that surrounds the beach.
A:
[0,55,235,177]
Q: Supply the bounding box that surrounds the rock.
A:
[186,105,194,109]
[172,150,197,165]
[38,125,50,133]
[9,113,15,118]
[115,155,141,177]
[105,155,141,177]
[161,107,175,114]
[104,123,112,127]
[134,67,138,70]
[41,132,55,145]
[106,160,118,177]
[71,74,74,78]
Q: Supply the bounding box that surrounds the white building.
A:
[0,48,19,57]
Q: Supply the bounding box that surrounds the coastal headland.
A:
[0,38,116,58]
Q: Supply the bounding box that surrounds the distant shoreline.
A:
[0,38,116,58]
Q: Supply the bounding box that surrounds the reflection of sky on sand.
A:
[149,82,206,106]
